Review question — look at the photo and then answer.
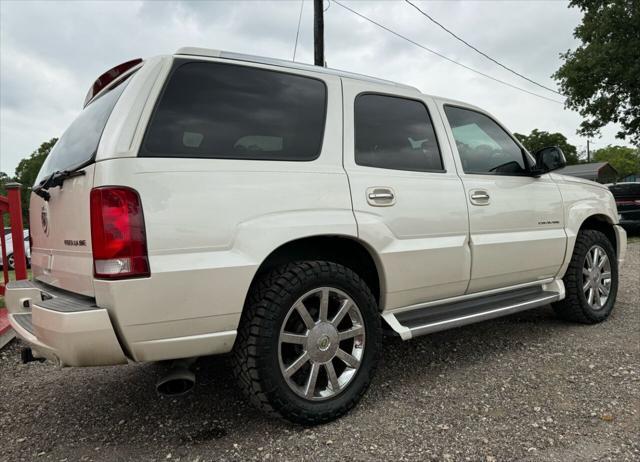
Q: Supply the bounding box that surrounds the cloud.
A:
[0,0,629,175]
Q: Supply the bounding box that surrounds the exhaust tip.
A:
[20,347,45,364]
[21,347,34,364]
[156,367,196,397]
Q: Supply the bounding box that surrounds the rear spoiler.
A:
[83,58,143,108]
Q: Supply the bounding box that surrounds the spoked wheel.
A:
[233,261,381,425]
[553,229,618,324]
[278,287,366,401]
[581,244,612,311]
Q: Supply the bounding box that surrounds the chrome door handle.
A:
[469,190,490,205]
[368,192,394,200]
[366,187,396,206]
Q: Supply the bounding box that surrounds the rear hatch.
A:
[30,70,134,297]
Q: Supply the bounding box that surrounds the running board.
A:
[385,285,563,340]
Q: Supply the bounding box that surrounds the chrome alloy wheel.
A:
[278,287,366,401]
[582,244,612,310]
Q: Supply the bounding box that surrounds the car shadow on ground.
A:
[3,245,637,460]
[10,305,576,445]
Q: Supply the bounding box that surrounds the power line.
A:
[404,0,563,96]
[292,0,305,61]
[331,0,565,105]
[314,0,325,66]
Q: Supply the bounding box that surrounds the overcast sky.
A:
[0,0,630,176]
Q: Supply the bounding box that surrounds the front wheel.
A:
[232,261,381,425]
[553,229,619,324]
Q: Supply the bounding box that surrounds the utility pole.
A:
[314,0,325,67]
[587,139,590,163]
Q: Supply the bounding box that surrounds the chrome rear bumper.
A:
[5,280,127,367]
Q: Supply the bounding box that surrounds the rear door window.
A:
[354,94,443,172]
[142,61,327,161]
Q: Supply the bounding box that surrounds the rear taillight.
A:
[90,187,149,279]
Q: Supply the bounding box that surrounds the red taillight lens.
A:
[90,187,149,279]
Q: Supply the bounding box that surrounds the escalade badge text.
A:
[64,240,87,247]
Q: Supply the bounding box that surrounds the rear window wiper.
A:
[32,169,86,201]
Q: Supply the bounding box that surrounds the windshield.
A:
[35,78,130,185]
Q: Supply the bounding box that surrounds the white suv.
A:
[6,48,627,424]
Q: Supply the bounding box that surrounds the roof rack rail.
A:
[174,47,419,92]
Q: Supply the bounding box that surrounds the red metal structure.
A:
[0,183,27,344]
[0,183,28,294]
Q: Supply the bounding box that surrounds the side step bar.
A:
[386,285,563,340]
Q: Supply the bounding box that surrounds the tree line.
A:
[1,0,638,224]
[514,130,640,180]
[1,132,638,227]
[0,138,57,225]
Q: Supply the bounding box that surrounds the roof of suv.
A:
[175,47,420,92]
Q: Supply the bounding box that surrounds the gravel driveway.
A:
[1,240,638,462]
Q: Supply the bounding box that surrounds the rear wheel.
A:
[553,229,618,323]
[7,254,14,270]
[232,261,381,425]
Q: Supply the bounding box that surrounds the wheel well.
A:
[580,215,617,251]
[252,236,382,306]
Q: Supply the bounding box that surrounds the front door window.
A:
[444,106,529,175]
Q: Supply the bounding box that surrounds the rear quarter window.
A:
[141,60,327,161]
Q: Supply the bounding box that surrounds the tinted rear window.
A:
[35,79,130,185]
[354,94,443,172]
[142,61,327,161]
[609,183,640,198]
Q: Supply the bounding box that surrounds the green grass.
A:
[0,269,33,309]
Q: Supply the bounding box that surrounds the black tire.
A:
[232,260,381,425]
[553,229,618,324]
[7,254,14,271]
